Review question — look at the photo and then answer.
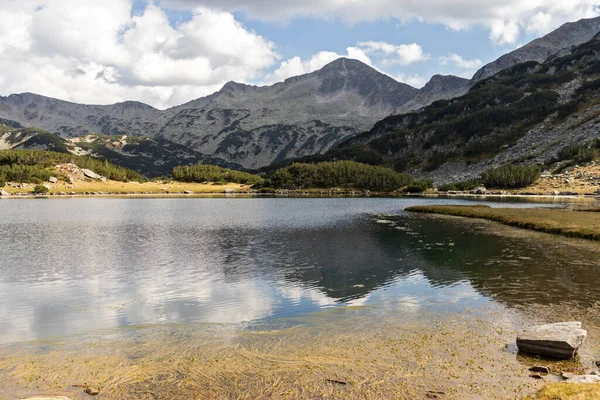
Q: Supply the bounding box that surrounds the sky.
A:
[0,0,598,109]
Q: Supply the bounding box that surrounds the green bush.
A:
[404,180,433,193]
[172,164,263,185]
[32,184,49,194]
[267,161,413,192]
[438,180,482,192]
[0,180,5,188]
[481,164,541,189]
[556,143,600,163]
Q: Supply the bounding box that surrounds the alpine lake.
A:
[1,196,600,399]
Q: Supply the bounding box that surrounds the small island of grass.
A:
[406,205,600,241]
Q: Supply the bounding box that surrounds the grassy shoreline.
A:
[406,205,600,240]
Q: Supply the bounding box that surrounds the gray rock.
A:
[48,176,58,183]
[0,189,9,196]
[470,187,487,195]
[529,366,551,373]
[561,372,600,383]
[224,188,236,194]
[183,190,194,194]
[517,322,587,359]
[81,168,101,180]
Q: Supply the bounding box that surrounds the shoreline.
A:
[406,204,600,241]
[2,190,599,200]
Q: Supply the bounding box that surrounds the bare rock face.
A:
[0,188,9,196]
[517,322,587,359]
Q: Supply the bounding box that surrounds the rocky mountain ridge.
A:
[0,59,419,169]
[472,16,600,82]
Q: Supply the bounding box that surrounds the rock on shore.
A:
[517,322,587,359]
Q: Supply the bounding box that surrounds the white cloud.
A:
[165,0,600,45]
[264,46,373,83]
[358,41,430,65]
[0,1,277,109]
[396,73,428,88]
[264,40,427,84]
[440,53,483,69]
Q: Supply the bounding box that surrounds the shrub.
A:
[404,180,433,193]
[481,164,541,189]
[0,180,5,188]
[172,164,263,185]
[556,101,579,119]
[32,184,49,194]
[267,161,413,192]
[556,143,600,163]
[438,179,482,192]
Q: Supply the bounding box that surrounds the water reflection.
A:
[0,197,598,344]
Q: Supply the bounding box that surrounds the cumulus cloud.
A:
[358,41,430,65]
[264,45,375,83]
[264,40,427,83]
[164,0,600,45]
[440,54,483,69]
[0,0,277,109]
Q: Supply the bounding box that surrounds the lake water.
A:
[2,196,600,346]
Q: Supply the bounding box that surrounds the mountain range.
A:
[1,16,600,178]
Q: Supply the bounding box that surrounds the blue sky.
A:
[0,0,596,108]
[132,0,543,87]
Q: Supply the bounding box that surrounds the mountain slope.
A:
[0,58,418,169]
[0,122,235,177]
[325,33,600,183]
[472,16,600,83]
[397,75,470,113]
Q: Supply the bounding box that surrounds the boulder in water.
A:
[517,322,586,359]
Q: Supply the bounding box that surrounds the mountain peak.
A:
[221,81,249,91]
[318,57,378,75]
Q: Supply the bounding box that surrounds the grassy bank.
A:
[2,180,250,195]
[406,205,600,240]
[530,383,600,400]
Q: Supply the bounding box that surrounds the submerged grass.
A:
[406,205,600,240]
[0,309,542,400]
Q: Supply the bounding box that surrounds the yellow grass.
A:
[406,205,600,240]
[529,383,600,400]
[2,180,250,195]
[517,164,600,195]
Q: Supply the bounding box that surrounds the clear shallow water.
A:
[1,197,599,344]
